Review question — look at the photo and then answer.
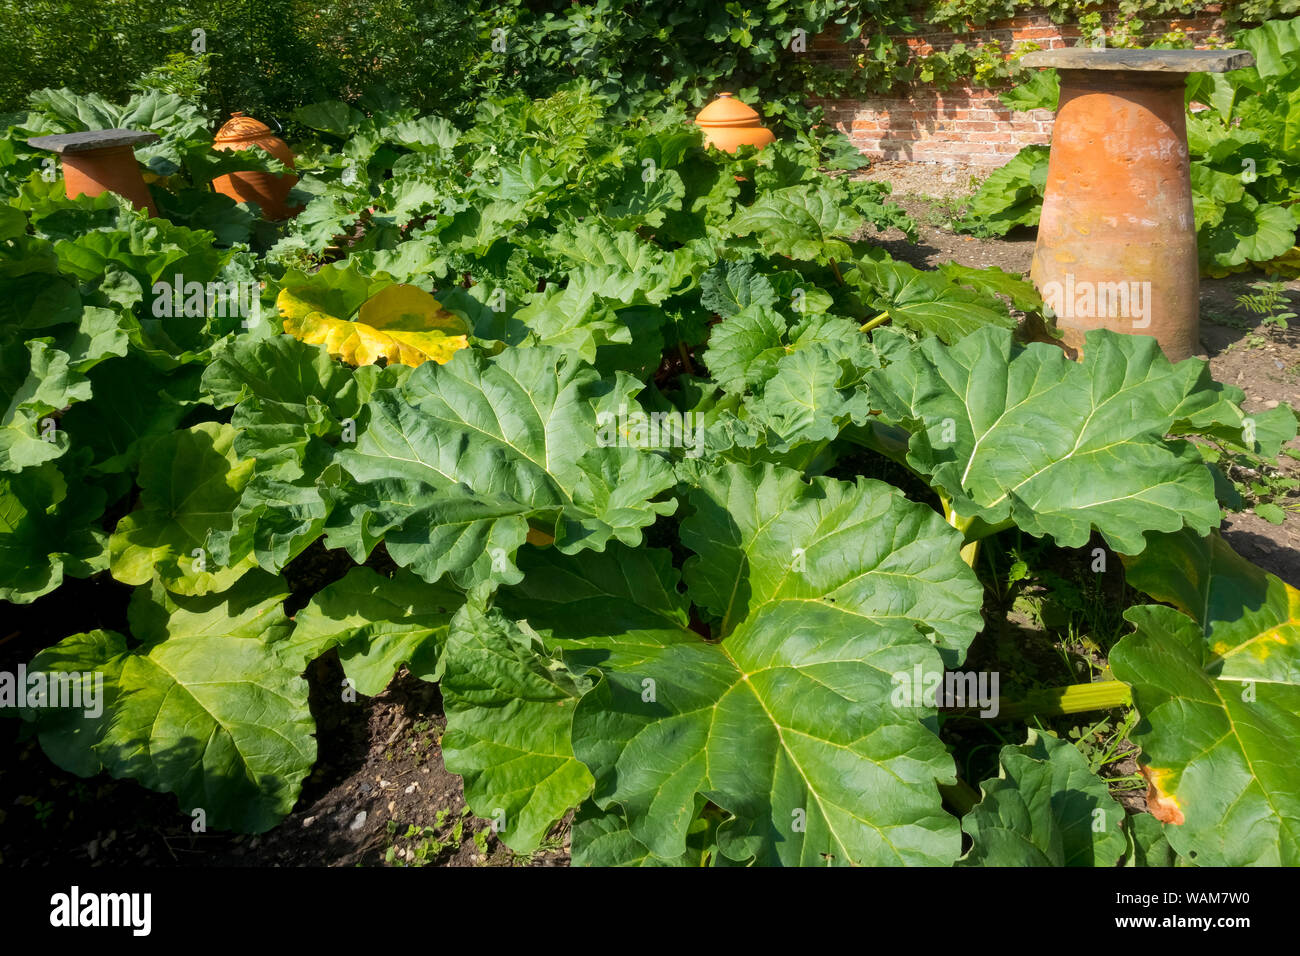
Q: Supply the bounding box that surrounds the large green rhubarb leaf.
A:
[200,335,405,574]
[1236,16,1300,79]
[1113,530,1300,866]
[727,183,864,263]
[0,302,129,471]
[439,602,596,853]
[865,327,1222,554]
[513,285,631,362]
[286,565,464,695]
[846,255,1018,343]
[202,333,365,473]
[490,462,983,865]
[326,346,677,587]
[59,356,198,474]
[0,462,106,603]
[698,259,777,320]
[1200,194,1297,269]
[602,165,687,231]
[960,730,1127,867]
[734,343,872,453]
[19,574,314,832]
[108,422,257,594]
[1124,813,1180,867]
[703,308,879,456]
[515,223,698,356]
[956,145,1049,237]
[1169,375,1298,458]
[571,803,684,867]
[126,570,292,646]
[570,801,721,867]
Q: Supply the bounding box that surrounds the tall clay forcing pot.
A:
[695,93,775,152]
[1021,49,1255,363]
[212,112,300,220]
[1030,71,1199,361]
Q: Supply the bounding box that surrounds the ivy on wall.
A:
[814,0,1256,103]
[928,0,1297,29]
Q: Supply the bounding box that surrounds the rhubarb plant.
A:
[1,82,1298,867]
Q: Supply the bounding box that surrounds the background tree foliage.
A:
[0,0,485,120]
[4,0,1293,133]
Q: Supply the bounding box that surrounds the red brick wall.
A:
[807,5,1227,167]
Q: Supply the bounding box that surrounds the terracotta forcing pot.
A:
[1021,48,1255,363]
[212,112,300,220]
[695,93,775,152]
[64,145,157,214]
[1030,71,1199,361]
[27,129,160,215]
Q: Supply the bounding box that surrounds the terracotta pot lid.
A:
[28,128,160,153]
[695,93,764,128]
[216,112,279,145]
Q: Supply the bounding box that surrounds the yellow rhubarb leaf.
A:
[278,283,470,368]
[1258,245,1300,279]
[1116,529,1300,864]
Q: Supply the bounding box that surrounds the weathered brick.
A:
[1012,26,1058,39]
[799,2,1226,171]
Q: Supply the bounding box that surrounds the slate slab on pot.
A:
[27,129,160,153]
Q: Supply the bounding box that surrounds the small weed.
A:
[1195,411,1300,524]
[31,799,54,828]
[1224,331,1270,352]
[1068,710,1145,794]
[919,198,968,232]
[382,806,478,867]
[384,823,455,867]
[986,535,1131,657]
[1236,279,1297,333]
